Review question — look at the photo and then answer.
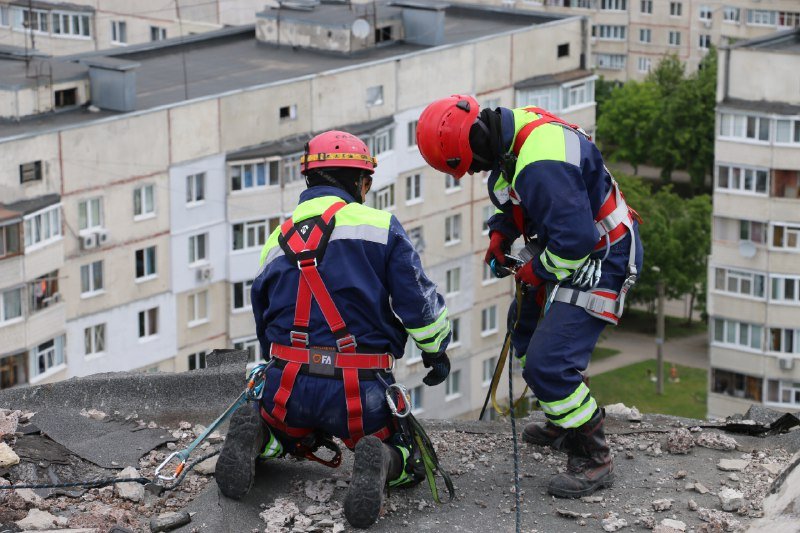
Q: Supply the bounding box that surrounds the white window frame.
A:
[404,337,423,364]
[188,233,209,265]
[445,267,461,296]
[232,279,254,312]
[375,184,395,211]
[637,57,652,73]
[409,385,424,414]
[594,24,627,41]
[723,7,740,23]
[595,54,626,70]
[482,261,498,285]
[774,118,800,145]
[407,120,418,148]
[188,290,209,327]
[713,266,766,300]
[670,2,683,17]
[135,246,157,281]
[516,87,559,111]
[366,85,384,107]
[279,104,297,121]
[0,286,24,325]
[84,323,106,359]
[600,0,626,11]
[483,356,497,387]
[450,316,461,347]
[699,34,711,50]
[369,128,394,156]
[444,214,462,246]
[445,369,461,400]
[444,174,461,193]
[111,19,127,44]
[561,79,595,112]
[186,172,206,204]
[150,25,167,40]
[51,11,91,38]
[768,380,800,407]
[232,218,276,252]
[639,28,651,43]
[78,197,103,232]
[282,154,303,184]
[738,219,767,245]
[668,31,682,46]
[188,351,207,370]
[138,307,159,340]
[715,164,769,196]
[768,327,800,355]
[133,184,155,220]
[80,260,104,297]
[0,6,9,27]
[230,161,276,192]
[713,318,763,352]
[24,204,62,251]
[481,305,498,336]
[234,337,265,367]
[770,275,800,306]
[407,226,425,254]
[747,9,777,27]
[405,174,423,205]
[30,336,65,381]
[640,0,652,14]
[482,205,494,235]
[699,5,712,21]
[770,223,800,252]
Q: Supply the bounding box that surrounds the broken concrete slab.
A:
[149,511,191,532]
[695,432,738,451]
[114,467,145,503]
[667,428,695,454]
[747,451,800,533]
[0,442,20,467]
[718,488,744,512]
[193,456,217,475]
[15,508,68,530]
[718,459,749,472]
[0,410,20,436]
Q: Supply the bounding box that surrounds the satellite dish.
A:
[739,241,756,259]
[352,18,370,39]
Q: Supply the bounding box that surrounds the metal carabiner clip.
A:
[385,383,412,418]
[155,451,187,481]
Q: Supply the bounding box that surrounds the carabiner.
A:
[155,451,187,481]
[385,383,412,418]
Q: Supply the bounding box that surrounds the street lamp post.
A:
[653,266,665,395]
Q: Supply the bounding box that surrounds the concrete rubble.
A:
[695,432,738,451]
[718,488,745,512]
[0,441,21,467]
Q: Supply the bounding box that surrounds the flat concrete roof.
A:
[515,68,594,90]
[0,3,567,141]
[4,193,61,215]
[720,97,800,116]
[732,28,800,53]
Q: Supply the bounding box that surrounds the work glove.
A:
[484,231,511,268]
[514,261,542,289]
[421,352,451,387]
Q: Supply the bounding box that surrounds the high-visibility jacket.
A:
[487,107,629,284]
[252,185,451,359]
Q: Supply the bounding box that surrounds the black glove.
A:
[421,352,450,387]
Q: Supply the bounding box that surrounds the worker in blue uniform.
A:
[216,130,451,528]
[416,95,643,498]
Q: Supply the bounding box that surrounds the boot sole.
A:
[216,403,266,500]
[522,430,555,447]
[344,436,388,529]
[547,474,615,499]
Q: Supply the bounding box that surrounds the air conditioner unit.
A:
[779,357,794,371]
[196,266,213,282]
[81,233,97,250]
[96,229,110,246]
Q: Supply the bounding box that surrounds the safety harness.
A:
[508,106,641,325]
[260,201,394,449]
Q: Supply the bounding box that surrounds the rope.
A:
[508,340,522,533]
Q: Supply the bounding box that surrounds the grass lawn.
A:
[617,308,707,340]
[591,346,621,362]
[590,359,707,420]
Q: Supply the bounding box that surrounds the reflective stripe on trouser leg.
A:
[539,384,598,429]
[258,427,284,460]
[388,445,413,487]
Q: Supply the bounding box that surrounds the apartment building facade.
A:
[707,29,800,417]
[0,2,596,418]
[469,0,800,81]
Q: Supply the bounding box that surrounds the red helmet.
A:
[300,130,377,176]
[416,95,480,179]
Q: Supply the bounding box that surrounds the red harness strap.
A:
[267,201,373,446]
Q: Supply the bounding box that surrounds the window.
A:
[0,287,23,324]
[778,11,800,28]
[407,227,425,253]
[232,218,278,251]
[445,267,460,295]
[409,385,423,413]
[78,197,103,231]
[747,10,777,27]
[0,352,26,389]
[557,43,569,58]
[0,223,21,259]
[451,317,460,345]
[232,280,254,311]
[767,379,800,406]
[279,154,302,184]
[188,291,208,326]
[138,307,159,338]
[481,305,498,335]
[405,338,422,363]
[230,162,278,191]
[188,233,208,264]
[600,0,626,11]
[640,0,652,14]
[775,120,800,144]
[368,129,394,156]
[714,267,765,298]
[639,28,651,43]
[668,31,681,46]
[186,173,206,203]
[716,165,768,195]
[234,338,264,364]
[84,324,105,357]
[670,2,682,16]
[718,113,770,142]
[445,174,461,192]
[21,8,48,32]
[771,275,800,304]
[29,271,59,313]
[723,7,740,23]
[20,161,42,184]
[699,34,711,50]
[772,224,800,251]
[483,261,497,283]
[375,25,392,43]
[55,88,77,108]
[638,57,652,73]
[483,357,497,386]
[739,220,767,245]
[595,54,626,70]
[405,174,422,203]
[482,205,494,235]
[31,336,65,378]
[375,184,395,210]
[0,6,8,26]
[134,185,155,218]
[407,121,418,147]
[699,5,712,21]
[279,105,297,121]
[444,214,461,245]
[445,370,461,398]
[517,87,560,110]
[769,327,800,354]
[713,369,763,402]
[150,26,167,41]
[713,318,763,350]
[51,11,91,37]
[24,205,61,249]
[111,20,127,44]
[593,25,626,40]
[366,85,384,107]
[135,246,157,280]
[188,351,207,371]
[483,97,500,110]
[562,80,593,110]
[80,261,104,296]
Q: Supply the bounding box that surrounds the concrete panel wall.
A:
[0,255,23,289]
[24,239,64,281]
[26,302,66,348]
[0,317,26,356]
[728,49,800,104]
[170,224,228,294]
[512,19,583,82]
[396,46,475,111]
[312,62,396,132]
[175,281,227,350]
[169,101,221,164]
[0,134,61,204]
[169,154,227,234]
[473,35,512,96]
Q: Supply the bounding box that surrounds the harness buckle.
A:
[385,383,412,418]
[297,256,317,269]
[335,334,357,352]
[290,331,309,346]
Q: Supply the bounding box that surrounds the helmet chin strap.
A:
[307,169,365,204]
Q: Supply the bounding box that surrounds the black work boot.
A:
[547,409,614,498]
[216,404,268,500]
[522,419,569,450]
[344,436,401,529]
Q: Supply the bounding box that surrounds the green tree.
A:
[647,55,686,182]
[596,81,659,174]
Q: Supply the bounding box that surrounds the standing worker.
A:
[415,96,643,498]
[216,131,452,528]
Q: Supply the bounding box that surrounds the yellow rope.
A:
[489,280,530,416]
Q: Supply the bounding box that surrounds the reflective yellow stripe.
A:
[407,308,449,342]
[552,397,598,429]
[539,382,590,416]
[539,248,588,281]
[415,320,451,352]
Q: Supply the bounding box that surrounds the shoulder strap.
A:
[277,202,346,264]
[512,107,586,156]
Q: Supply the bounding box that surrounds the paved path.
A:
[589,328,708,376]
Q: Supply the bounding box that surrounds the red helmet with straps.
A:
[300,130,378,176]
[416,95,480,179]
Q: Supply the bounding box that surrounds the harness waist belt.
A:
[270,343,394,370]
